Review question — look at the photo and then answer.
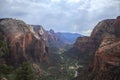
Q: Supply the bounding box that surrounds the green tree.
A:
[15,62,37,80]
[0,64,14,80]
[0,40,8,58]
[0,64,13,75]
[0,39,12,79]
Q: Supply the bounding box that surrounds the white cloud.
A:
[73,25,79,32]
[0,0,119,35]
[88,0,115,12]
[81,29,92,36]
[51,0,60,3]
[66,0,80,3]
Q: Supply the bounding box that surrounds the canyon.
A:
[0,18,81,80]
[0,16,120,80]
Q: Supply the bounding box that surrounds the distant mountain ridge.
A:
[56,32,83,44]
[28,26,82,45]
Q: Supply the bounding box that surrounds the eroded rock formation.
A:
[92,17,120,80]
[74,16,120,80]
[0,18,48,66]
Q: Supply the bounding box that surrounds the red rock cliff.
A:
[0,18,48,66]
[74,17,120,80]
[74,36,96,55]
[92,17,120,80]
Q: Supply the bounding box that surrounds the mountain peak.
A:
[49,29,55,33]
[117,16,120,19]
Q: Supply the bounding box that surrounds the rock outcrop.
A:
[74,17,120,80]
[46,29,59,43]
[92,17,120,80]
[0,18,48,66]
[31,25,47,41]
[74,36,96,55]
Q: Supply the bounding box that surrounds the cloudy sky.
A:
[0,0,120,35]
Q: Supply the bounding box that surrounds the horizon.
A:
[0,0,120,36]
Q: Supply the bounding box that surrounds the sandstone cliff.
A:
[74,36,96,55]
[91,16,120,80]
[47,29,59,42]
[0,18,48,66]
[74,16,120,80]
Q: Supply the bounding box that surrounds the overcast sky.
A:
[0,0,120,35]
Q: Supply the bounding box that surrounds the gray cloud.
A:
[0,0,120,35]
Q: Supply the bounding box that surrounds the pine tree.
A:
[15,62,37,80]
[0,40,8,58]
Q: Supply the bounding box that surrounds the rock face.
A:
[92,17,120,80]
[74,17,120,80]
[74,18,118,55]
[74,36,96,55]
[31,25,47,41]
[46,29,59,43]
[0,18,48,66]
